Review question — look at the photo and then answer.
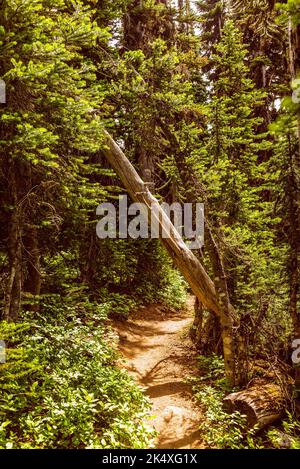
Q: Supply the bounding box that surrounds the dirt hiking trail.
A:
[114,297,204,449]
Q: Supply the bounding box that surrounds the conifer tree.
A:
[0,0,110,319]
[197,0,225,55]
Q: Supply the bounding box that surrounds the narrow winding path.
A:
[114,298,204,449]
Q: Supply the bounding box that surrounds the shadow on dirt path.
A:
[114,297,204,449]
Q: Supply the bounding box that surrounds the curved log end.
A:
[223,384,285,430]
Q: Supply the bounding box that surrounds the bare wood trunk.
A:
[223,384,285,430]
[197,311,222,355]
[288,19,296,79]
[206,229,237,385]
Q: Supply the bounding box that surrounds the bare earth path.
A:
[114,298,204,449]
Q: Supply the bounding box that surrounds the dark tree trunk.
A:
[24,226,42,312]
[4,209,22,322]
[191,297,204,348]
[123,0,172,54]
[286,136,300,399]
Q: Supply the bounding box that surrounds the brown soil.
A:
[114,297,204,449]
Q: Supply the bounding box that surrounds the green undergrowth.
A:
[0,295,155,449]
[104,273,187,321]
[190,354,300,449]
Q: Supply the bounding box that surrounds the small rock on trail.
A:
[114,297,204,449]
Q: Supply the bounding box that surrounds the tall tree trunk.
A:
[206,228,238,385]
[165,130,241,383]
[80,230,98,288]
[4,208,22,322]
[191,297,203,348]
[287,14,300,397]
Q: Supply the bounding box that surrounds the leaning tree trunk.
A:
[223,384,285,430]
[102,131,237,386]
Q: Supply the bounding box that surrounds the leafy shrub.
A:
[105,293,139,321]
[267,413,300,449]
[157,268,187,310]
[195,385,260,449]
[0,298,155,449]
[193,355,300,449]
[191,354,262,449]
[129,241,187,309]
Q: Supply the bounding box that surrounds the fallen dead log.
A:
[223,384,285,430]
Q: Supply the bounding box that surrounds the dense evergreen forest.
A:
[0,0,300,450]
